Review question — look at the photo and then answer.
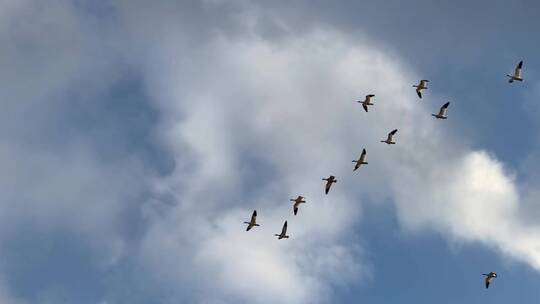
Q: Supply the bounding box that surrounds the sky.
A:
[1,0,540,303]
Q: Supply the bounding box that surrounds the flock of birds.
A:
[243,60,525,289]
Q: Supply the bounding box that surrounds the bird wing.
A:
[251,210,257,224]
[281,221,288,234]
[515,61,523,77]
[360,149,367,161]
[439,102,450,116]
[325,181,332,193]
[388,129,397,141]
[363,104,368,112]
[416,89,422,98]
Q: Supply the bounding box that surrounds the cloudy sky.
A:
[1,0,540,303]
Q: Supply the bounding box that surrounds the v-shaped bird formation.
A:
[243,60,524,289]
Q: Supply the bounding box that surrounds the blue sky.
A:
[1,1,540,303]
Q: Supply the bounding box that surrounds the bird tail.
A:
[507,75,514,83]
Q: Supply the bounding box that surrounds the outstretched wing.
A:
[388,129,397,142]
[416,89,422,98]
[515,60,523,77]
[251,210,257,224]
[281,221,288,235]
[363,104,368,112]
[360,148,367,162]
[439,102,450,116]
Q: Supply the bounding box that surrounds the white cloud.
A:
[128,8,540,302]
[2,2,540,303]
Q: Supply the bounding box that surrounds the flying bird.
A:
[275,221,289,239]
[244,210,260,231]
[381,129,398,144]
[483,272,497,289]
[322,175,337,195]
[357,94,375,112]
[432,102,450,119]
[352,149,368,171]
[507,60,523,83]
[413,80,429,98]
[290,196,306,215]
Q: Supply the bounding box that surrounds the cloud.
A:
[0,1,156,301]
[126,5,540,302]
[2,1,540,303]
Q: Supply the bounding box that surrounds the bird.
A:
[381,129,398,144]
[243,210,260,231]
[275,221,289,239]
[357,94,375,112]
[482,272,497,289]
[352,148,368,171]
[432,102,450,119]
[290,196,306,215]
[507,60,523,83]
[413,80,429,98]
[322,175,337,195]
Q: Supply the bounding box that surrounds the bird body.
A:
[507,61,523,83]
[483,272,497,289]
[275,221,289,239]
[432,102,450,119]
[357,94,375,112]
[244,210,260,231]
[413,79,429,98]
[290,196,306,215]
[381,129,398,144]
[322,175,337,195]
[353,148,368,171]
